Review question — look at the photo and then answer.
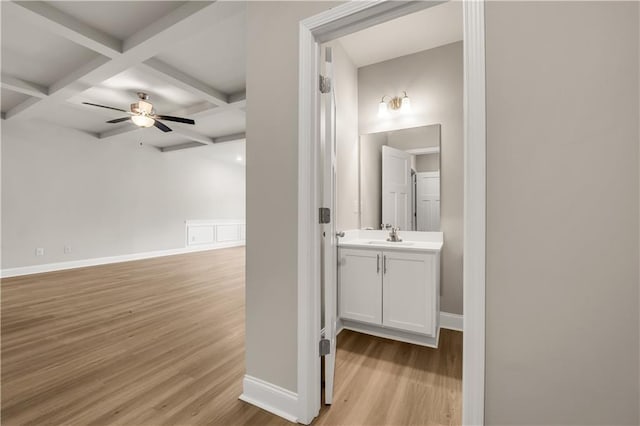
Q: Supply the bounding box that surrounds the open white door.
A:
[320,47,337,405]
[382,145,412,230]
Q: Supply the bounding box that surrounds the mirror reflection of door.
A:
[381,145,412,230]
[360,123,441,232]
[416,172,440,231]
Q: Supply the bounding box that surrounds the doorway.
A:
[297,1,486,425]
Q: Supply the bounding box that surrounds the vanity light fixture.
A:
[378,91,412,117]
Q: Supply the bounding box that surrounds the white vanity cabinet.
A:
[338,248,383,325]
[338,246,440,342]
[382,250,438,336]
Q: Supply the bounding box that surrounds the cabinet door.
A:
[338,248,382,325]
[382,251,436,336]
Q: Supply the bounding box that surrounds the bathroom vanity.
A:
[337,230,443,348]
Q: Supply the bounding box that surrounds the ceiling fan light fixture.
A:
[131,114,155,128]
[83,92,194,134]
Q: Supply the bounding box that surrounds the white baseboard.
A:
[1,241,245,279]
[439,311,464,332]
[338,313,461,340]
[341,318,440,348]
[239,375,298,423]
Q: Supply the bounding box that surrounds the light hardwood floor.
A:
[2,248,461,425]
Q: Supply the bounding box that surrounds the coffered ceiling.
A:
[1,1,247,154]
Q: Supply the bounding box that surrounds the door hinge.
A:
[319,207,331,224]
[319,338,331,356]
[319,75,331,94]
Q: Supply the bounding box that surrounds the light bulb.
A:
[400,95,411,113]
[131,115,155,128]
[378,100,388,117]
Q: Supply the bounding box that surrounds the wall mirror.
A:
[359,124,441,231]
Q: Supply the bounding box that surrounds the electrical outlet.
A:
[64,246,72,254]
[35,248,44,256]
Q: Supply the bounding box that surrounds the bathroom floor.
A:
[316,329,463,426]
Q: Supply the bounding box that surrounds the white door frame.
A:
[296,1,486,425]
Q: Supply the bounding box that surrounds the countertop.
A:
[338,239,443,252]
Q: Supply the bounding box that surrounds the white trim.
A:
[341,319,441,349]
[405,146,440,155]
[440,312,464,332]
[297,16,322,426]
[463,1,486,425]
[239,375,298,424]
[297,2,478,425]
[1,241,244,279]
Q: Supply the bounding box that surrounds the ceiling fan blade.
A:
[153,115,195,125]
[82,102,127,113]
[154,120,172,133]
[106,117,131,124]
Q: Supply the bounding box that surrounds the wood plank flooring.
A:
[2,248,461,425]
[317,329,462,426]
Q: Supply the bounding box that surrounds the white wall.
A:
[330,41,360,231]
[245,1,341,393]
[485,2,639,424]
[358,42,463,314]
[1,119,246,269]
[246,1,640,421]
[359,132,386,229]
[415,153,439,173]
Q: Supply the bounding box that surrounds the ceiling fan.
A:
[82,92,195,133]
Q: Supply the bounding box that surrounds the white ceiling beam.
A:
[122,1,245,54]
[159,142,205,152]
[1,74,48,98]
[169,126,214,145]
[228,91,247,104]
[160,132,246,153]
[5,56,110,119]
[141,59,228,106]
[169,95,246,119]
[4,1,238,120]
[8,1,121,58]
[213,132,246,143]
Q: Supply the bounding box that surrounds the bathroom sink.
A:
[366,241,414,246]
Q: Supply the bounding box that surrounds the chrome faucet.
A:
[381,223,392,230]
[387,226,402,242]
